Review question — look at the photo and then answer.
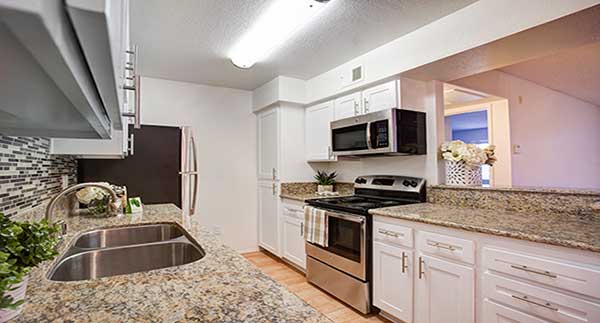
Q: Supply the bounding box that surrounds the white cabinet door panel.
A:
[305,101,335,161]
[258,181,278,255]
[334,92,361,120]
[362,80,398,114]
[281,215,306,269]
[373,241,413,323]
[258,108,279,180]
[415,254,474,323]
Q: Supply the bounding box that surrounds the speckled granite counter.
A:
[280,182,354,202]
[11,204,331,323]
[370,203,600,253]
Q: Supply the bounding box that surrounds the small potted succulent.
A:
[314,170,337,193]
[0,215,59,322]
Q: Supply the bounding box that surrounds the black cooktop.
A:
[307,195,419,214]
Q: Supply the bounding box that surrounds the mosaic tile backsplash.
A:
[0,135,77,217]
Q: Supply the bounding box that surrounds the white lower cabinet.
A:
[373,241,413,322]
[415,253,475,323]
[483,299,550,323]
[281,215,305,269]
[258,181,279,255]
[373,216,600,323]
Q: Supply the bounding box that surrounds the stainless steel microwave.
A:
[331,108,426,156]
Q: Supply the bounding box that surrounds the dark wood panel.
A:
[78,125,182,207]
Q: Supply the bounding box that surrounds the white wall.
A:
[140,77,258,252]
[305,0,598,103]
[452,70,600,189]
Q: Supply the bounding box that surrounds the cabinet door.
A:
[362,80,398,114]
[281,215,306,269]
[258,181,279,255]
[373,241,413,323]
[415,254,474,323]
[258,108,279,180]
[334,92,362,120]
[305,101,335,161]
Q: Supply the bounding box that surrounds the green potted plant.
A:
[0,214,59,322]
[314,170,337,193]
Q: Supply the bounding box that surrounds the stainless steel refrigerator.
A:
[78,125,198,221]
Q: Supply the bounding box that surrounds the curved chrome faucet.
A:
[45,183,121,237]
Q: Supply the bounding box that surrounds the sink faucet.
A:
[45,183,121,237]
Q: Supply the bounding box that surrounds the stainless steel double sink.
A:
[47,223,205,282]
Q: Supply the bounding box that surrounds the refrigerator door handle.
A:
[189,131,199,217]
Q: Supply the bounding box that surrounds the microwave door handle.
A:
[366,122,372,149]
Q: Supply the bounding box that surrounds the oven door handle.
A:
[325,211,365,224]
[365,121,372,149]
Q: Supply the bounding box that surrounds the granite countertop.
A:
[279,192,353,202]
[370,203,600,253]
[12,204,331,323]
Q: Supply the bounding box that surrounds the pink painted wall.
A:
[452,70,600,189]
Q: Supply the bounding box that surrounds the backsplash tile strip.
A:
[0,135,77,217]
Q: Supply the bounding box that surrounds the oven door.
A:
[305,210,367,281]
[331,109,397,156]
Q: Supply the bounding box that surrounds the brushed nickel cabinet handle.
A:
[272,183,276,195]
[401,252,408,273]
[418,257,424,279]
[354,102,359,115]
[364,98,369,113]
[378,228,400,238]
[510,265,557,278]
[427,241,457,251]
[272,168,276,180]
[127,133,134,155]
[511,295,558,311]
[300,222,303,237]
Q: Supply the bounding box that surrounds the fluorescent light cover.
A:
[229,0,332,69]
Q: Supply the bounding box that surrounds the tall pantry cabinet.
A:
[256,103,312,256]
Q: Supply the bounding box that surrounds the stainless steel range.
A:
[305,175,426,314]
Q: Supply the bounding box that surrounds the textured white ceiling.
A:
[131,0,476,90]
[500,42,600,107]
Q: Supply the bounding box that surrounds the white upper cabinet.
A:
[362,80,398,114]
[0,0,112,138]
[334,92,362,120]
[258,107,279,181]
[415,253,475,323]
[305,100,336,162]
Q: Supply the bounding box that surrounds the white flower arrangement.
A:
[75,183,111,205]
[440,140,497,167]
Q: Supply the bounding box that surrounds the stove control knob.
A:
[410,181,418,187]
[355,177,367,184]
[402,180,411,187]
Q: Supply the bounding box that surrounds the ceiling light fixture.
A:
[229,0,333,69]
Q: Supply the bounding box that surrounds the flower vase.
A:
[0,276,29,322]
[445,160,482,186]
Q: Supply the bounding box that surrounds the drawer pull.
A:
[401,252,408,273]
[510,265,557,278]
[427,241,457,251]
[511,295,559,312]
[418,257,425,279]
[378,228,402,238]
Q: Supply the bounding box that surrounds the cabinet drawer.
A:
[483,299,550,323]
[483,247,600,299]
[483,272,600,323]
[373,221,413,248]
[281,200,305,220]
[416,231,475,264]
